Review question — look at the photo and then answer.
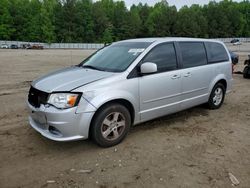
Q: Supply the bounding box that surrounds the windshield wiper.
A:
[82,65,103,71]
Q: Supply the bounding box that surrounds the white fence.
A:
[0,40,104,49]
[214,38,250,43]
[1,38,250,49]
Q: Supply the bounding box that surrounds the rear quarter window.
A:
[205,42,229,63]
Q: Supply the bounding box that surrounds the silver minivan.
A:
[27,38,233,147]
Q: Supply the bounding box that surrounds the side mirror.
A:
[140,62,157,74]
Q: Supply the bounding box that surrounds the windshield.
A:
[79,42,151,72]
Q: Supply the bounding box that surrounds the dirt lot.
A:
[0,49,250,188]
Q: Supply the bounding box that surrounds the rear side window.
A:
[179,42,207,68]
[205,42,229,63]
[143,43,177,72]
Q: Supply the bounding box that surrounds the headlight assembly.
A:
[47,93,81,109]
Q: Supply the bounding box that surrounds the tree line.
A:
[0,0,250,43]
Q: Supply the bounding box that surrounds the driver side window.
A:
[143,43,177,73]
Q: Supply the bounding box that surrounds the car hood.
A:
[32,66,114,92]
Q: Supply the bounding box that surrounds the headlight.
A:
[47,93,81,109]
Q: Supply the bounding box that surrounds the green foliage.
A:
[92,1,110,42]
[174,5,207,37]
[146,1,177,37]
[40,0,56,43]
[127,6,142,38]
[0,0,250,43]
[102,24,114,43]
[0,0,15,40]
[26,0,42,41]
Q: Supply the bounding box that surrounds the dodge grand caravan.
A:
[27,38,233,147]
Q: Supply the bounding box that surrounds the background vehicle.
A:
[243,55,250,78]
[28,44,44,49]
[1,44,9,49]
[10,44,18,49]
[27,38,232,147]
[21,44,31,49]
[230,39,239,43]
[230,39,241,45]
[229,51,239,73]
[229,51,239,65]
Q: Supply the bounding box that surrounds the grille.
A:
[28,86,49,108]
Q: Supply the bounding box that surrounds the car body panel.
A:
[27,100,94,141]
[32,66,115,92]
[180,65,214,109]
[73,74,141,124]
[139,70,182,122]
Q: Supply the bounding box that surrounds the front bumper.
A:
[27,101,95,141]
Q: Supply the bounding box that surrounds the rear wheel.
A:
[207,83,225,109]
[91,103,131,147]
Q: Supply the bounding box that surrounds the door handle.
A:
[171,75,181,79]
[184,72,191,77]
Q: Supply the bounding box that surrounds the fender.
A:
[76,96,97,113]
[87,89,140,124]
[208,74,228,98]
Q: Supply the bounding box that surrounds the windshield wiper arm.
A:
[82,65,102,71]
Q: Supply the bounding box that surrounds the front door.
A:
[139,43,182,122]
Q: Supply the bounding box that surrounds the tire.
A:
[243,66,250,78]
[207,83,226,110]
[90,103,131,147]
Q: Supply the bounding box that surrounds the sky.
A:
[116,0,243,9]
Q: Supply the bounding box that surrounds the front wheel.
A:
[207,83,226,109]
[90,103,131,147]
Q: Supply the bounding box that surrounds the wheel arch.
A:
[209,75,228,96]
[207,78,227,109]
[88,98,135,138]
[216,79,227,90]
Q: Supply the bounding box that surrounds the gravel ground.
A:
[0,48,249,188]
